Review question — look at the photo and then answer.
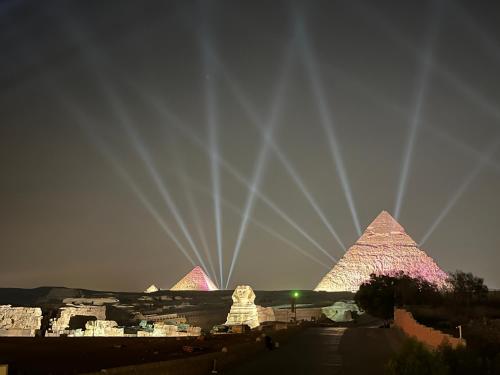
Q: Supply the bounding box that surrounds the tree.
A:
[355,274,396,320]
[355,272,441,321]
[447,271,488,305]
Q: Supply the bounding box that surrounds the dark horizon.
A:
[1,0,500,291]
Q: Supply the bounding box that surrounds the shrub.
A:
[386,339,448,375]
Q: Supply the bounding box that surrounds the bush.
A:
[387,339,499,375]
[386,339,448,375]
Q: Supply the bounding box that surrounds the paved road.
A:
[227,327,346,374]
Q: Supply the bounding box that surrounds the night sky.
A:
[1,0,500,291]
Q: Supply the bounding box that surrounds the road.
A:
[227,327,346,374]
[226,326,405,375]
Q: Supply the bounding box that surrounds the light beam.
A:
[186,175,331,271]
[146,98,337,264]
[202,39,225,288]
[225,45,294,289]
[394,2,443,219]
[209,49,346,251]
[295,14,362,236]
[66,102,197,267]
[420,137,500,245]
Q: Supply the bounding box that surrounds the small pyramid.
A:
[144,284,159,293]
[170,266,219,291]
[315,211,448,292]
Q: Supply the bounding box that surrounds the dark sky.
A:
[1,0,500,291]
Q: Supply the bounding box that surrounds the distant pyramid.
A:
[315,211,448,292]
[144,284,159,293]
[170,266,218,291]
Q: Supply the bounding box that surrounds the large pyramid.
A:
[170,266,219,291]
[315,211,448,292]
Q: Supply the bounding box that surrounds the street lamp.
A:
[291,291,300,322]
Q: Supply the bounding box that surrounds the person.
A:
[264,335,274,350]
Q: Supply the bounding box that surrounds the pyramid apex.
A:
[366,210,404,234]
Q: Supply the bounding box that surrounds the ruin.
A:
[82,320,124,337]
[49,305,106,335]
[225,285,260,329]
[322,301,363,322]
[256,305,276,323]
[315,211,449,292]
[0,305,42,337]
[170,266,218,291]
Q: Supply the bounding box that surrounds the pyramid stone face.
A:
[170,266,218,291]
[315,211,449,292]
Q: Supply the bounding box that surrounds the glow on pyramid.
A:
[315,211,449,292]
[170,266,219,291]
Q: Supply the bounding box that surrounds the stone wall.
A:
[83,320,124,337]
[394,308,465,349]
[273,307,322,322]
[0,305,42,337]
[50,305,106,335]
[137,322,201,337]
[256,306,275,323]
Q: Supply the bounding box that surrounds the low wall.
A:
[394,308,465,349]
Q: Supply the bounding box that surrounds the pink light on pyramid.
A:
[170,266,219,291]
[315,211,449,292]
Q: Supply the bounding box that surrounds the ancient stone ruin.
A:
[0,305,42,337]
[82,320,124,337]
[256,305,275,323]
[315,211,449,292]
[170,266,218,291]
[49,305,106,336]
[322,301,363,322]
[225,285,260,329]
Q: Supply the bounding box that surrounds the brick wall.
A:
[394,308,465,349]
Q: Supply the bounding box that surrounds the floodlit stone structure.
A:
[62,297,119,305]
[322,301,363,322]
[50,305,106,335]
[0,305,42,337]
[315,211,449,292]
[170,266,218,291]
[82,320,124,337]
[144,284,159,293]
[137,322,202,337]
[256,305,275,323]
[225,285,259,329]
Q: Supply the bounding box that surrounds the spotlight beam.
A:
[394,2,443,220]
[209,51,346,251]
[66,103,197,267]
[321,64,500,182]
[147,98,337,263]
[420,137,500,245]
[295,15,362,236]
[186,176,331,270]
[225,46,294,289]
[351,0,500,123]
[102,87,212,277]
[61,18,212,275]
[202,40,224,288]
[450,2,500,68]
[171,144,219,287]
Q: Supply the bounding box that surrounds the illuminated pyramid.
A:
[315,211,448,292]
[170,266,218,291]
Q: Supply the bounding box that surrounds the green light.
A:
[293,291,299,298]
